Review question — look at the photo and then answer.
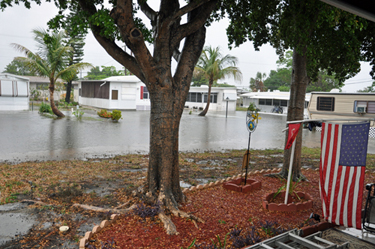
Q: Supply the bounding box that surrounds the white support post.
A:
[285,138,296,204]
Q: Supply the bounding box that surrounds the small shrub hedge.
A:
[98,109,112,118]
[39,102,52,114]
[98,109,122,121]
[111,110,122,121]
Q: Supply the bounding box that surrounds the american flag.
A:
[320,122,370,229]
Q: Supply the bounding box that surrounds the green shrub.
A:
[111,110,122,121]
[98,109,112,118]
[72,110,84,119]
[39,102,52,114]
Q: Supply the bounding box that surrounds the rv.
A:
[308,92,375,126]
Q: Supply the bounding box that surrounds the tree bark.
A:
[65,81,72,103]
[199,78,213,116]
[147,87,184,208]
[49,81,65,117]
[280,48,308,181]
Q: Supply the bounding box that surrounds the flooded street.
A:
[0,109,374,163]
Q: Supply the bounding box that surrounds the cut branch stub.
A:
[131,28,141,37]
[130,28,143,40]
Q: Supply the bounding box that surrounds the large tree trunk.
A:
[49,82,65,117]
[199,78,213,116]
[280,48,308,181]
[147,87,184,208]
[65,81,72,103]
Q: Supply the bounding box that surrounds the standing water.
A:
[0,110,374,163]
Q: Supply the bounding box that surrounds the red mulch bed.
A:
[86,169,375,248]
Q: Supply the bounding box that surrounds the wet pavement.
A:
[0,203,37,246]
[1,109,365,164]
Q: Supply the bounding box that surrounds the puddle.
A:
[201,167,222,170]
[113,168,147,172]
[0,213,37,246]
[196,160,208,165]
[302,165,312,169]
[180,181,192,188]
[270,154,283,157]
[195,178,209,184]
[0,203,28,212]
[196,160,225,166]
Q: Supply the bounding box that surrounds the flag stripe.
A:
[357,167,366,228]
[319,122,369,230]
[327,124,340,223]
[334,166,344,225]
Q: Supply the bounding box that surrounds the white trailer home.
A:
[185,85,237,112]
[241,90,310,115]
[308,91,375,126]
[78,75,150,111]
[0,73,29,111]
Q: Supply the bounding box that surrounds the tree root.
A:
[159,212,179,235]
[21,199,53,206]
[72,203,137,214]
[170,207,204,224]
[157,204,204,235]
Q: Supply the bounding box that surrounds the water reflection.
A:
[0,110,373,163]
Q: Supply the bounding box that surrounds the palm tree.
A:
[12,29,91,117]
[249,72,267,92]
[194,46,242,116]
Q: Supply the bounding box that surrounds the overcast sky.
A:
[0,1,373,92]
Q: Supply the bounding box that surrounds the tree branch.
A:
[138,0,157,23]
[112,0,155,80]
[170,0,217,57]
[76,0,145,81]
[172,0,212,21]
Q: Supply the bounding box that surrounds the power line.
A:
[0,33,33,39]
[344,80,373,85]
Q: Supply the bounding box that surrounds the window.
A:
[281,100,288,107]
[273,99,281,106]
[317,97,335,111]
[204,93,217,103]
[112,90,118,100]
[186,92,202,103]
[81,82,109,99]
[258,99,273,106]
[353,100,375,114]
[36,83,48,90]
[369,102,375,114]
[140,86,149,99]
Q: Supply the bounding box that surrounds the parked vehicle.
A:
[272,105,283,114]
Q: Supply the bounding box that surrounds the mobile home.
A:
[240,90,310,115]
[185,85,237,112]
[79,75,151,111]
[308,92,375,126]
[0,73,29,111]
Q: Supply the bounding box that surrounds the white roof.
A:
[0,73,29,81]
[241,91,311,101]
[102,75,141,82]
